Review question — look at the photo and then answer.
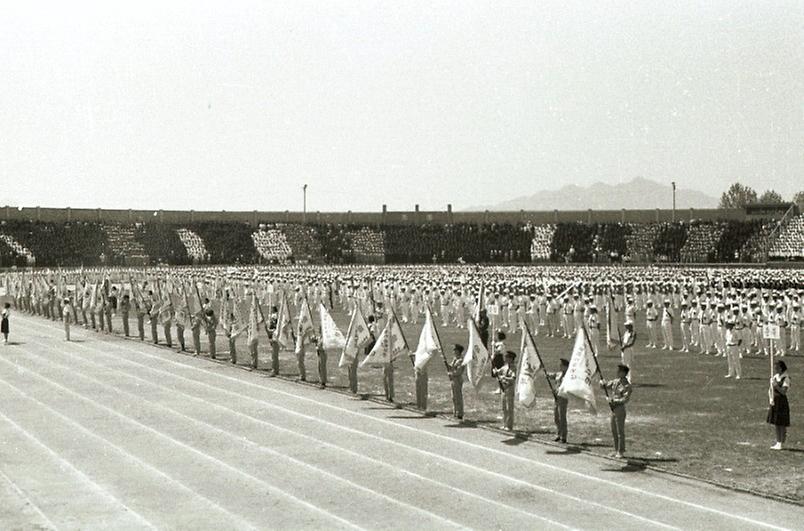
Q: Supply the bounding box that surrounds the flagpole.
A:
[581,324,611,405]
[427,303,451,372]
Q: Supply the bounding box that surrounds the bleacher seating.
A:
[252,228,292,262]
[135,224,190,265]
[176,228,208,262]
[104,224,148,264]
[280,224,322,262]
[347,227,385,263]
[680,222,725,263]
[652,223,687,262]
[625,223,662,262]
[740,222,775,262]
[190,222,257,264]
[0,232,35,264]
[769,214,804,260]
[0,216,792,266]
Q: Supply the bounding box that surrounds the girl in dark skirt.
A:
[767,360,790,450]
[1,302,10,344]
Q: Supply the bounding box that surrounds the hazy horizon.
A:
[2,1,802,212]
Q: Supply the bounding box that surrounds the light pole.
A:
[671,181,676,222]
[302,184,308,224]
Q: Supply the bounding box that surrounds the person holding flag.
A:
[362,311,409,403]
[295,297,315,382]
[120,293,131,337]
[492,351,517,431]
[549,359,570,443]
[339,304,371,394]
[447,344,466,420]
[599,364,633,458]
[412,305,446,412]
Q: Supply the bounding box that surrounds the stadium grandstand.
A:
[0,204,800,267]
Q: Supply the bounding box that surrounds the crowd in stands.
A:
[134,223,191,266]
[189,222,257,265]
[716,220,765,262]
[252,227,293,262]
[103,224,148,264]
[529,223,555,261]
[0,216,800,267]
[769,214,804,260]
[625,223,663,262]
[740,222,775,262]
[281,224,322,262]
[176,228,208,262]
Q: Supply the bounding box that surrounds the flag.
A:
[473,284,485,322]
[361,313,409,367]
[462,318,490,390]
[275,292,295,349]
[247,294,262,344]
[295,297,315,353]
[557,328,599,414]
[413,305,440,370]
[87,283,98,312]
[516,320,544,407]
[319,303,346,350]
[339,304,371,368]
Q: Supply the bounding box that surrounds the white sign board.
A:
[763,324,780,341]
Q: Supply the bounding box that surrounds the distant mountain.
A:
[465,177,718,211]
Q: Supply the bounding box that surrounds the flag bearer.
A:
[550,358,570,443]
[447,344,465,420]
[492,350,517,431]
[600,364,632,459]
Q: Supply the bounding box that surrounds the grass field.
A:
[24,302,803,503]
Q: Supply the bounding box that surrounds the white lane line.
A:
[0,374,256,531]
[22,340,470,531]
[0,350,364,531]
[24,322,675,530]
[80,326,787,530]
[28,334,573,531]
[0,464,59,531]
[0,407,156,530]
[23,316,794,531]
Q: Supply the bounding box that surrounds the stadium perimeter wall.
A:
[3,206,753,226]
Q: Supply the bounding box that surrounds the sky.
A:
[1,0,802,212]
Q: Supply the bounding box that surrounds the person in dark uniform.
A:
[550,358,570,443]
[205,308,218,359]
[477,308,490,347]
[447,344,466,420]
[268,306,280,376]
[1,302,10,344]
[600,364,633,458]
[120,294,131,337]
[315,336,328,389]
[492,350,517,431]
[768,360,790,450]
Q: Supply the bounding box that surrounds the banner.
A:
[557,327,599,414]
[462,318,490,390]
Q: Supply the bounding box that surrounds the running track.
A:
[1,313,801,530]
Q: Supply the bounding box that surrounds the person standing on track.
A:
[315,336,328,389]
[600,364,632,459]
[447,344,465,420]
[1,302,10,345]
[205,308,218,359]
[120,294,131,337]
[62,297,74,341]
[767,360,790,450]
[550,358,570,443]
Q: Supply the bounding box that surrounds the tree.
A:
[792,191,804,204]
[758,190,783,204]
[719,183,757,209]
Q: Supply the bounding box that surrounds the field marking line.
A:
[0,464,59,531]
[19,339,470,531]
[0,350,365,531]
[23,331,573,531]
[0,406,157,530]
[20,321,679,530]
